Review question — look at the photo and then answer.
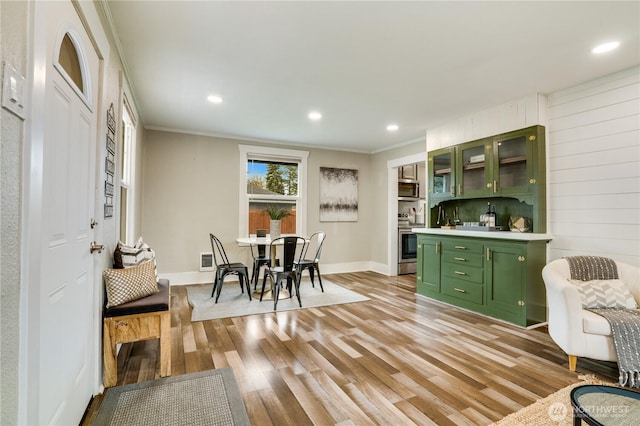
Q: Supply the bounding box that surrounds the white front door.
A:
[32,1,101,423]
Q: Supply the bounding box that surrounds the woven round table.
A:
[570,384,640,426]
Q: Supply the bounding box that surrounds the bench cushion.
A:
[105,279,170,317]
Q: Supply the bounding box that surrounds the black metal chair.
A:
[294,231,326,292]
[260,236,306,310]
[210,233,250,303]
[250,229,271,290]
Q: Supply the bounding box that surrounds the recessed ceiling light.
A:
[308,111,322,121]
[386,124,399,132]
[592,41,620,54]
[207,95,223,103]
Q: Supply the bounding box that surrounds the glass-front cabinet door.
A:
[457,138,492,197]
[492,128,536,195]
[428,147,455,199]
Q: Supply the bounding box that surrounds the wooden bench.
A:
[103,279,171,387]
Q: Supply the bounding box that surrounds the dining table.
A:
[236,235,307,300]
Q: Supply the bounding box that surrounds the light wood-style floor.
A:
[82,271,617,425]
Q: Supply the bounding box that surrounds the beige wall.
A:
[0,1,28,422]
[370,141,427,265]
[141,130,378,281]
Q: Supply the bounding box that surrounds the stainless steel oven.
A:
[398,227,417,274]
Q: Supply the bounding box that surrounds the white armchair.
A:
[542,258,640,371]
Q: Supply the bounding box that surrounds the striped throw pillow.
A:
[570,279,638,309]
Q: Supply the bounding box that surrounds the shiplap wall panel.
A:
[426,93,545,151]
[552,223,639,241]
[546,68,639,105]
[552,131,639,157]
[550,145,639,170]
[550,193,639,210]
[549,81,639,118]
[551,178,639,197]
[547,66,640,266]
[551,160,639,181]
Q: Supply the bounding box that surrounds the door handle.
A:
[90,242,104,254]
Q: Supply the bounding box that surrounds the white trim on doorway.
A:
[387,152,426,276]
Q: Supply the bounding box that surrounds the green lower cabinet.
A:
[417,237,440,295]
[416,234,548,327]
[485,243,526,325]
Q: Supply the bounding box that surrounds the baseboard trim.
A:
[162,261,393,286]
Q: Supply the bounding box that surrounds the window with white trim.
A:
[119,102,136,244]
[239,145,308,237]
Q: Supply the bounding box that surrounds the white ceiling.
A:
[105,1,640,153]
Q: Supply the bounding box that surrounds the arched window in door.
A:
[54,30,91,105]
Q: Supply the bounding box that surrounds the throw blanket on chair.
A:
[589,308,640,388]
[565,256,619,281]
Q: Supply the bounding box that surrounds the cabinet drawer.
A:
[442,279,483,304]
[442,262,483,283]
[441,239,483,254]
[442,251,483,268]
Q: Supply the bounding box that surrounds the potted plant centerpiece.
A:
[265,205,290,238]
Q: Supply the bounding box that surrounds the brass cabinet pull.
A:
[486,248,491,261]
[454,257,466,261]
[493,180,497,193]
[436,242,440,254]
[454,271,466,276]
[454,288,466,293]
[458,183,462,196]
[454,245,467,250]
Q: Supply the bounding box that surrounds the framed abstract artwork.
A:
[319,167,358,222]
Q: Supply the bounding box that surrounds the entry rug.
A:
[94,368,250,426]
[186,278,370,322]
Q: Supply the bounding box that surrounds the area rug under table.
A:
[186,277,370,322]
[94,368,249,426]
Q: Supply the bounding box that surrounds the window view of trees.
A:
[247,160,298,234]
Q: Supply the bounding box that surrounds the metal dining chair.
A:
[295,231,326,292]
[210,233,251,302]
[260,236,306,310]
[250,229,270,290]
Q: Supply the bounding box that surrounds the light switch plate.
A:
[2,62,26,119]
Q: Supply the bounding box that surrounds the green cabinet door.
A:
[492,126,542,196]
[417,237,440,295]
[457,138,493,198]
[428,147,456,203]
[485,243,526,325]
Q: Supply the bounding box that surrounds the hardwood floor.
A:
[82,271,617,425]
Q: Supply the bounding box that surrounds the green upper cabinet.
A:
[428,147,455,201]
[427,125,545,202]
[491,126,543,197]
[457,138,493,198]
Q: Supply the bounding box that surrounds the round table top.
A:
[570,384,640,426]
[236,236,308,246]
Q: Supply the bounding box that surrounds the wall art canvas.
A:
[319,167,358,222]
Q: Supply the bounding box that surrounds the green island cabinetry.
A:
[416,231,551,327]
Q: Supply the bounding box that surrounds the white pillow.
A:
[570,279,638,309]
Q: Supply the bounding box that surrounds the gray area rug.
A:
[94,368,249,426]
[186,278,370,322]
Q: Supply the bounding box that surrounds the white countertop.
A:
[411,227,553,241]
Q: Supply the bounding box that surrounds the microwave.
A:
[398,181,419,199]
